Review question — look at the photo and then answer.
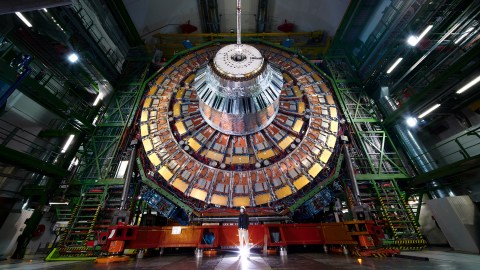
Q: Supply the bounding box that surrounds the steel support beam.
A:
[57,8,120,82]
[38,129,80,138]
[70,178,125,186]
[0,145,68,178]
[0,59,94,131]
[0,0,71,15]
[409,154,480,187]
[383,43,480,126]
[324,57,409,179]
[105,0,143,46]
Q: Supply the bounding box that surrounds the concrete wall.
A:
[427,196,480,253]
[123,0,351,44]
[418,195,449,245]
[26,212,57,255]
[268,0,350,35]
[218,0,258,33]
[123,0,202,44]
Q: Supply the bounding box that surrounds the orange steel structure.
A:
[101,222,358,251]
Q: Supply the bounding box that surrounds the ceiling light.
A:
[43,8,48,12]
[49,201,69,205]
[386,58,403,74]
[406,117,417,127]
[417,25,433,41]
[92,116,99,126]
[407,36,418,46]
[418,104,441,119]
[454,27,474,44]
[68,53,79,63]
[15,12,32,28]
[456,75,480,94]
[61,134,75,153]
[406,25,433,46]
[93,93,104,106]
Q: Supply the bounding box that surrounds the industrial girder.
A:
[383,43,480,126]
[0,144,68,178]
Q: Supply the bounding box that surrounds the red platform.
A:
[103,223,358,250]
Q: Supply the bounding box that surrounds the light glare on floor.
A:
[239,247,250,258]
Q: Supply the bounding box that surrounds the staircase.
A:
[56,186,107,258]
[360,179,426,250]
[54,205,72,224]
[95,185,124,230]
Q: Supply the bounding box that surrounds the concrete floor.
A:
[1,250,479,270]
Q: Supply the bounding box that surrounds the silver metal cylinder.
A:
[120,140,137,209]
[236,0,241,46]
[195,44,282,135]
[343,144,361,206]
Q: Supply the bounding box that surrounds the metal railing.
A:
[0,41,95,123]
[72,0,126,72]
[411,126,480,170]
[0,119,62,163]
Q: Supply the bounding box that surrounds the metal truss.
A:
[323,55,427,246]
[76,71,147,181]
[324,56,409,179]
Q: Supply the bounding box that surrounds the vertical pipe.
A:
[236,0,242,47]
[393,124,437,173]
[256,0,268,33]
[197,0,207,32]
[343,144,361,205]
[120,140,137,209]
[380,95,437,173]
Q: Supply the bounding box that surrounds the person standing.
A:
[238,206,249,250]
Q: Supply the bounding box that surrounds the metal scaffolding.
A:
[325,55,425,248]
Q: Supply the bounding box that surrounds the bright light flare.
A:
[239,246,250,258]
[68,53,79,63]
[49,201,69,205]
[407,25,433,46]
[407,35,418,46]
[406,117,417,127]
